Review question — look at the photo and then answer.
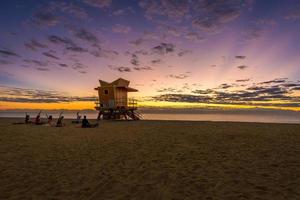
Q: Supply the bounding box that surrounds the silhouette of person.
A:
[25,114,30,124]
[97,112,101,121]
[56,116,64,127]
[76,112,81,123]
[35,113,42,125]
[82,115,90,128]
[48,115,53,126]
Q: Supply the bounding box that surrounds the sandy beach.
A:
[0,118,299,200]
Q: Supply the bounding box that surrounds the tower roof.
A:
[97,78,138,92]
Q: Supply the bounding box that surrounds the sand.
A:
[0,118,299,200]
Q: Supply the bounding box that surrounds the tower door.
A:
[108,99,115,108]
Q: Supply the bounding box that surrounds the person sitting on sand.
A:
[97,111,102,121]
[82,115,90,128]
[72,112,81,124]
[47,115,53,126]
[25,113,31,124]
[82,116,99,128]
[56,116,65,127]
[13,113,32,125]
[76,112,81,123]
[35,112,43,125]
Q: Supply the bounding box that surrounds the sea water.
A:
[1,109,300,124]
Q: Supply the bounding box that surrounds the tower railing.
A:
[95,98,138,110]
[127,98,138,109]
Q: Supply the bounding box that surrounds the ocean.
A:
[1,109,300,124]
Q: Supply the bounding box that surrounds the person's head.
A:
[84,115,86,119]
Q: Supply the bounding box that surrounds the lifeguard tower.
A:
[94,78,141,120]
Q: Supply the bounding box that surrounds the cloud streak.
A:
[152,78,300,107]
[24,39,48,51]
[82,0,112,8]
[168,73,189,79]
[108,65,132,72]
[0,86,97,103]
[153,43,175,55]
[42,52,60,60]
[73,28,100,45]
[0,49,20,57]
[235,55,246,59]
[237,65,248,70]
[32,11,59,26]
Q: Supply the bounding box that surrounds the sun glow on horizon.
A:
[1,100,300,112]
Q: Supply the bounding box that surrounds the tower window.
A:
[104,89,109,95]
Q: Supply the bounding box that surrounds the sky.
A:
[0,0,300,111]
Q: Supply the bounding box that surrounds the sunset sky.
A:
[1,0,300,111]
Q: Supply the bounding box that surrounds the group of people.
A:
[24,111,65,127]
[24,111,98,128]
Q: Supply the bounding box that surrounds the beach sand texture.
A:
[0,118,299,200]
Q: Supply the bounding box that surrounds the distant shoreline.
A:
[1,117,300,125]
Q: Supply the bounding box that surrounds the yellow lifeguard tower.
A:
[94,78,141,120]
